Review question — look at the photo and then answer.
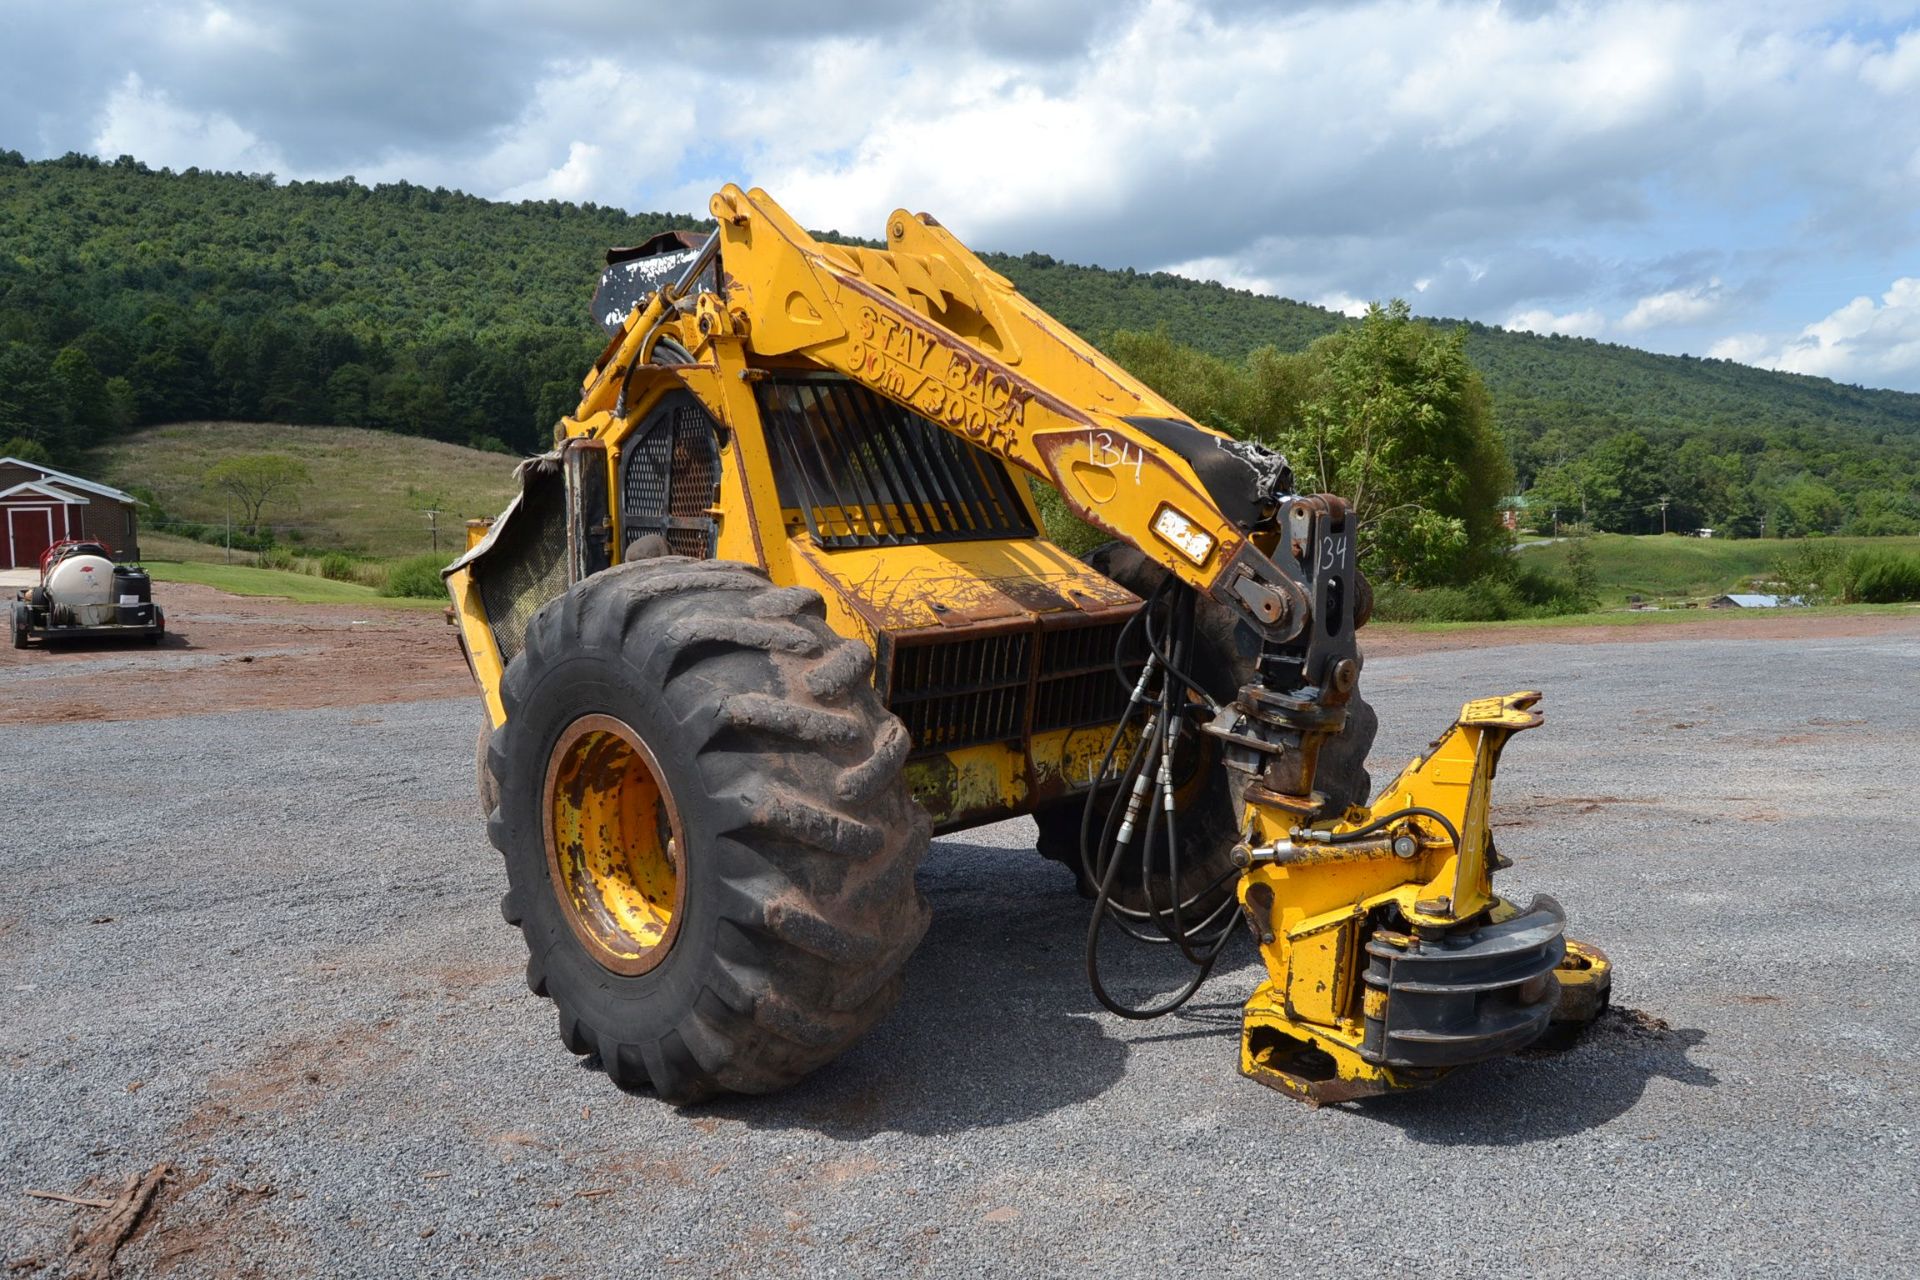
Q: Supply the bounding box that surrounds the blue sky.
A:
[3,0,1918,389]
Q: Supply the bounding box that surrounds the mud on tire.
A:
[488,557,931,1102]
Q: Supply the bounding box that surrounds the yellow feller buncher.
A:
[446,186,1611,1105]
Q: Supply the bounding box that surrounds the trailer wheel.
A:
[487,557,930,1102]
[1035,542,1377,900]
[10,603,28,649]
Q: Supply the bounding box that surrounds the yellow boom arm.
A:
[575,184,1317,646]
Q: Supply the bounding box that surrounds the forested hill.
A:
[5,152,1918,535]
[1000,259,1920,444]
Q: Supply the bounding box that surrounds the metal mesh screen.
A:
[622,396,720,559]
[756,376,1035,548]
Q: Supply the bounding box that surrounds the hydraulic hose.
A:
[1081,579,1242,1018]
[1308,805,1462,851]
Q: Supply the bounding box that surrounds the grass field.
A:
[145,559,444,607]
[90,422,519,558]
[142,530,264,566]
[1514,533,1920,606]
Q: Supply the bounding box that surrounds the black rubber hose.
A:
[1315,805,1462,851]
[1140,583,1219,713]
[1084,587,1239,1016]
[1084,729,1223,1020]
[1084,583,1242,941]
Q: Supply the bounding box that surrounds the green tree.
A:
[1525,458,1591,528]
[102,377,138,431]
[50,345,106,432]
[205,453,312,535]
[1580,431,1667,532]
[1295,301,1511,584]
[1,435,53,464]
[327,363,374,426]
[1768,476,1844,537]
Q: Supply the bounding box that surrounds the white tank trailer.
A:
[11,540,167,648]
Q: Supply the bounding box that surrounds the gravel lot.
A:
[3,626,1916,1277]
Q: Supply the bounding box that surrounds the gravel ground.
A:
[3,629,1916,1277]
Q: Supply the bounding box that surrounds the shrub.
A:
[1373,578,1517,622]
[1772,542,1848,604]
[1372,567,1594,623]
[316,552,358,582]
[1844,549,1920,603]
[258,546,298,571]
[380,552,450,599]
[1511,566,1597,614]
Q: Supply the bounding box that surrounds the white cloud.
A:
[1315,293,1373,319]
[502,141,605,203]
[1860,27,1920,93]
[1705,332,1773,364]
[1157,255,1281,296]
[1506,308,1607,338]
[1620,279,1728,333]
[357,57,697,203]
[166,3,284,54]
[90,73,286,175]
[1714,277,1920,387]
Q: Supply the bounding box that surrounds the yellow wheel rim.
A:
[544,714,685,975]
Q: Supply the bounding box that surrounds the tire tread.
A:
[487,557,929,1103]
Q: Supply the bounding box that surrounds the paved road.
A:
[3,630,1916,1276]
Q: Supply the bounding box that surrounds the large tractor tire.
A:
[1035,542,1378,901]
[487,557,931,1102]
[475,711,499,820]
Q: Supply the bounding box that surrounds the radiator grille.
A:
[885,612,1142,755]
[756,376,1035,548]
[887,632,1031,754]
[622,395,720,559]
[1033,618,1140,733]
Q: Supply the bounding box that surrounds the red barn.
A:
[0,457,143,569]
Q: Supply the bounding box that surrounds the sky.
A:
[4,0,1919,391]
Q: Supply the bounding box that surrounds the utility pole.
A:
[427,508,440,554]
[1658,496,1670,536]
[225,494,232,565]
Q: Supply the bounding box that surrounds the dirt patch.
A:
[602,1154,699,1188]
[1494,795,1636,828]
[11,1160,298,1280]
[0,583,472,724]
[178,1021,394,1145]
[130,1166,294,1280]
